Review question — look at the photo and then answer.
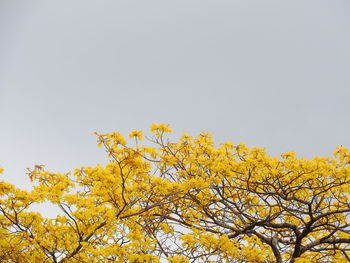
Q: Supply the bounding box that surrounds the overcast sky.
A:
[1,0,350,190]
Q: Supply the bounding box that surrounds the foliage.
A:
[1,124,350,262]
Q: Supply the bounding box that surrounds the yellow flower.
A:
[167,255,189,263]
[109,132,127,145]
[129,130,143,141]
[150,123,172,133]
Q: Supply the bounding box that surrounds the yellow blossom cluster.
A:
[0,124,350,262]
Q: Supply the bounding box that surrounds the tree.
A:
[1,124,350,262]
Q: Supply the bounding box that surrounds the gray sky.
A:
[1,0,350,189]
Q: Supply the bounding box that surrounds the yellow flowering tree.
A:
[1,124,350,262]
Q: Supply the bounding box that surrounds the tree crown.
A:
[1,124,350,262]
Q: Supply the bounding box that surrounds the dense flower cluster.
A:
[0,124,350,262]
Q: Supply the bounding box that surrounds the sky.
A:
[1,0,350,191]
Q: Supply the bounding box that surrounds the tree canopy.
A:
[1,124,350,262]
